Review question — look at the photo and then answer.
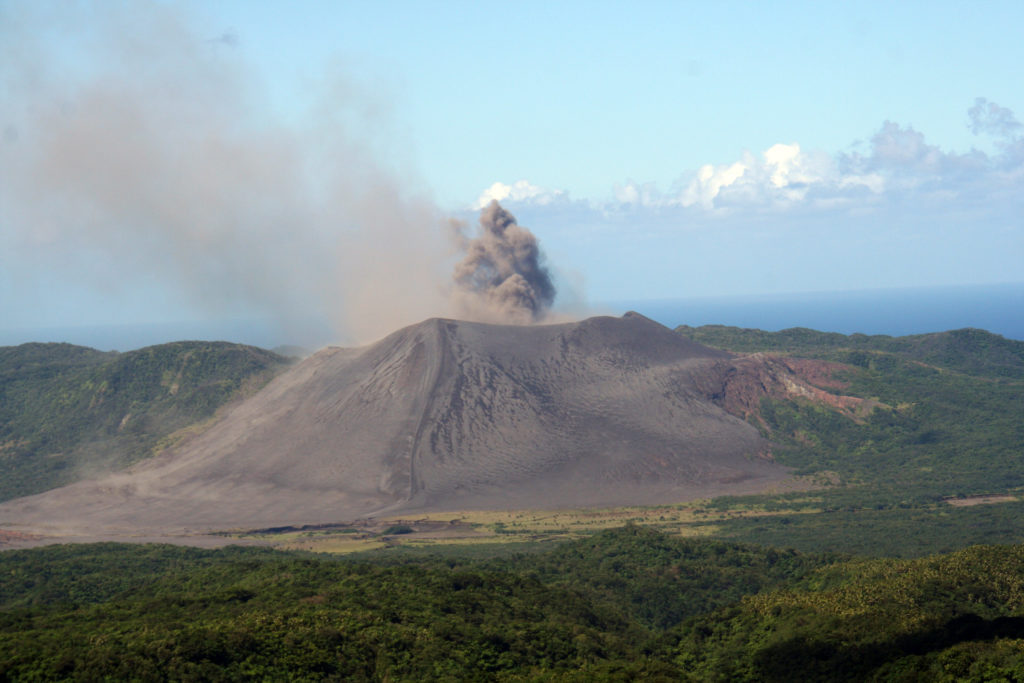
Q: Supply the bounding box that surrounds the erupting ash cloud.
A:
[452,201,556,323]
[0,4,565,345]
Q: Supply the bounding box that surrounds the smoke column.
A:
[0,4,564,345]
[0,4,448,344]
[452,201,556,323]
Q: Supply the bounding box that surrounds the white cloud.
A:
[474,100,1022,234]
[864,121,943,172]
[608,102,1024,214]
[612,179,659,206]
[679,159,749,209]
[601,142,877,212]
[969,97,1022,138]
[474,180,565,209]
[477,101,1023,221]
[466,101,1024,303]
[653,143,854,210]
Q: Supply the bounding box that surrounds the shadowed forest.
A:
[4,527,1024,680]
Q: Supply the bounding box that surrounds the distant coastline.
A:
[616,282,1024,341]
[3,282,1022,351]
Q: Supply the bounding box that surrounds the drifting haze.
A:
[0,4,560,346]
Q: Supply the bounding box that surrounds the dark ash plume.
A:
[452,201,556,323]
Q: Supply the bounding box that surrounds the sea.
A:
[612,282,1024,341]
[2,282,1022,351]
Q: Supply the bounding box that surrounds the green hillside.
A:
[673,325,1024,556]
[0,341,291,502]
[676,325,1024,379]
[673,326,1024,503]
[4,528,1024,680]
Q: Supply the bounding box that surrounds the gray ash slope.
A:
[0,313,792,535]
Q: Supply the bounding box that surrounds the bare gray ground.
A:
[0,313,796,545]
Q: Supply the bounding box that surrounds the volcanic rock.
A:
[0,313,797,537]
[691,353,875,425]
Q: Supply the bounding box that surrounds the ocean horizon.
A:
[2,282,1022,352]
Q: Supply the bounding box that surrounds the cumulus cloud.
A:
[595,100,1024,214]
[679,158,750,208]
[613,179,660,206]
[864,121,947,173]
[969,97,1022,138]
[966,98,1024,168]
[503,100,1023,302]
[608,143,855,211]
[474,180,565,209]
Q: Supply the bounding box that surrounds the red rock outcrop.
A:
[692,353,874,427]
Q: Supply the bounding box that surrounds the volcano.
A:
[0,313,796,537]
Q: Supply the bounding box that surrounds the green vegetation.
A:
[0,341,290,502]
[754,355,1024,500]
[699,498,1024,557]
[672,543,1024,681]
[485,525,836,629]
[675,324,1024,555]
[676,325,1024,379]
[0,531,704,680]
[5,529,1024,680]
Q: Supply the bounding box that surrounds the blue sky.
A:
[2,1,1022,347]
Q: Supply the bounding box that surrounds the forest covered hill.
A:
[667,324,1024,558]
[676,324,1024,379]
[0,341,291,502]
[677,325,1024,503]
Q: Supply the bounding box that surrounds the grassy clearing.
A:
[224,498,832,555]
[216,487,1024,557]
[946,493,1020,507]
